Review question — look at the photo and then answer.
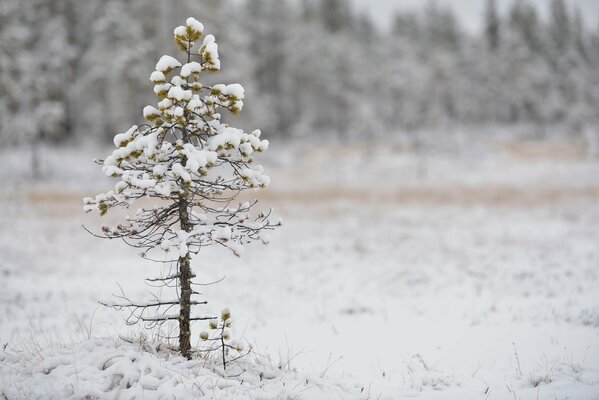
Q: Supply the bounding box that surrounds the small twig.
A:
[513,342,522,378]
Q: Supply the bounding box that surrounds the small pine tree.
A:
[84,17,280,358]
[199,308,246,370]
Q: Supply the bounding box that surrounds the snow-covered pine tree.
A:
[84,17,279,358]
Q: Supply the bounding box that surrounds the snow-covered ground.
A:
[1,139,599,399]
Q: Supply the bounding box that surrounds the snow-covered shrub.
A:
[84,17,280,358]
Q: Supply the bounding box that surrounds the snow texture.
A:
[180,62,202,78]
[185,17,204,35]
[155,55,181,73]
[1,140,599,399]
[201,35,220,71]
[0,337,357,399]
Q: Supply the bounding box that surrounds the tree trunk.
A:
[31,139,40,180]
[178,193,193,358]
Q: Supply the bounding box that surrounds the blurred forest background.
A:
[1,0,599,148]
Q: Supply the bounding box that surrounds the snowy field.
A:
[1,138,599,399]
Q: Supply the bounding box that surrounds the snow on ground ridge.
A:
[0,336,362,400]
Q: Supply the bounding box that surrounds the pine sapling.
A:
[84,17,280,358]
[199,308,247,370]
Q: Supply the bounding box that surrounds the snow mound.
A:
[0,337,361,399]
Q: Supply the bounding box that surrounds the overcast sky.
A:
[351,0,599,33]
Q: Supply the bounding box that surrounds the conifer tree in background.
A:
[320,0,352,33]
[84,17,280,358]
[3,0,599,145]
[485,0,500,51]
[509,1,542,52]
[549,0,572,54]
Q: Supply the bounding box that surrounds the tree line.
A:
[1,0,598,146]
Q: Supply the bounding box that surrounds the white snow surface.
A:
[213,83,245,99]
[1,138,599,399]
[167,85,192,101]
[149,71,165,83]
[173,25,187,38]
[142,105,160,119]
[201,35,220,70]
[180,61,202,78]
[155,55,181,73]
[185,17,204,35]
[0,337,353,399]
